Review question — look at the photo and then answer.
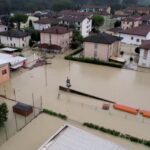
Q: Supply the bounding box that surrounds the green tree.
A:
[52,0,75,11]
[11,13,28,30]
[70,31,83,49]
[0,103,8,128]
[92,15,104,29]
[29,20,33,28]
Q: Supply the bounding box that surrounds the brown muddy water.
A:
[0,54,150,149]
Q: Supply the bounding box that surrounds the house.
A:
[0,60,9,84]
[127,7,150,15]
[138,40,150,68]
[40,26,72,52]
[33,17,58,31]
[0,23,7,32]
[83,33,122,61]
[81,5,111,14]
[57,10,92,37]
[121,16,142,30]
[20,15,39,29]
[0,30,30,48]
[118,25,150,45]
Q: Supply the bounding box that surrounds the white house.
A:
[138,40,150,68]
[118,25,150,46]
[59,15,92,37]
[20,15,39,29]
[33,17,58,31]
[0,23,8,32]
[0,30,30,48]
[57,10,92,37]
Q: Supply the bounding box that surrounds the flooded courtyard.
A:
[0,52,150,149]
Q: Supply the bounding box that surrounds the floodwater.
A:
[1,53,150,149]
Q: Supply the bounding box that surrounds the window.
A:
[131,37,134,40]
[136,39,139,42]
[10,43,12,47]
[5,28,7,31]
[2,69,7,75]
[22,37,24,41]
[22,43,25,47]
[10,37,12,41]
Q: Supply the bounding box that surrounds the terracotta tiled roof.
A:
[108,27,123,33]
[119,25,150,36]
[140,40,150,49]
[34,17,59,24]
[41,26,72,34]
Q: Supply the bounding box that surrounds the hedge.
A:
[65,56,123,68]
[83,122,150,147]
[43,109,67,120]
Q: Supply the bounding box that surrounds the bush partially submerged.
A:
[43,109,67,120]
[83,122,150,147]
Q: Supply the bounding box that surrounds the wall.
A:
[0,25,7,32]
[0,64,10,84]
[84,42,109,61]
[0,35,30,48]
[84,41,120,61]
[21,16,39,29]
[40,31,72,52]
[121,21,141,30]
[118,33,146,45]
[33,23,51,31]
[138,49,150,68]
[81,18,92,37]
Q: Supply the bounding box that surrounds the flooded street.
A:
[3,54,150,109]
[1,54,150,149]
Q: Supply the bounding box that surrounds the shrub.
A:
[0,44,5,48]
[65,56,123,68]
[0,103,8,128]
[43,109,67,120]
[83,122,150,147]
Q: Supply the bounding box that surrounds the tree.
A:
[29,20,33,28]
[92,15,104,29]
[25,28,40,42]
[114,20,121,28]
[52,0,75,11]
[0,103,8,128]
[11,13,28,30]
[70,31,83,49]
[72,31,83,43]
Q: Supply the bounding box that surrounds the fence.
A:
[0,89,43,146]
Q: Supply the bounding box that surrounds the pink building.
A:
[83,33,122,61]
[0,61,10,84]
[40,26,72,52]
